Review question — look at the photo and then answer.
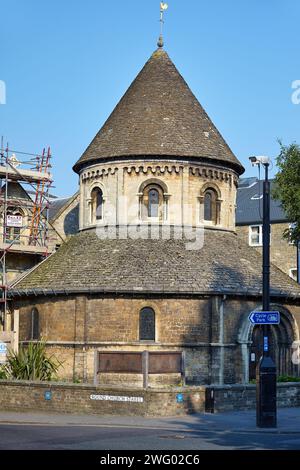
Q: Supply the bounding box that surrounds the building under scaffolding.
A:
[0,143,53,330]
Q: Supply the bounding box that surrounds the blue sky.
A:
[1,0,299,196]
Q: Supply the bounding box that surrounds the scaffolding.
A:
[0,140,53,328]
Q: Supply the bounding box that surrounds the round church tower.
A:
[10,47,300,387]
[74,48,244,235]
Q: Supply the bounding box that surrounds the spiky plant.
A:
[3,340,62,381]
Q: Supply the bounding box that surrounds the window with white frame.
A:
[249,225,272,246]
[289,223,296,245]
[290,268,298,282]
[249,225,262,246]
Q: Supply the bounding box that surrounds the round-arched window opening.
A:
[140,183,165,221]
[91,187,103,223]
[148,189,159,218]
[204,192,212,221]
[31,308,40,340]
[203,189,218,224]
[139,307,155,342]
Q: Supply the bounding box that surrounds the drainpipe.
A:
[218,295,226,385]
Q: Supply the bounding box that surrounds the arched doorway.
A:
[239,305,299,382]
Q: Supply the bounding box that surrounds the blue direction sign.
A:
[249,311,280,325]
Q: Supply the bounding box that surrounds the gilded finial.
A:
[158,2,168,48]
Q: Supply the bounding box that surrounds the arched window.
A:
[31,308,40,340]
[91,187,103,223]
[148,189,159,218]
[139,307,155,341]
[204,192,212,221]
[141,184,165,221]
[203,189,218,224]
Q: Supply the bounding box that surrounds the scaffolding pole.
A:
[0,143,53,328]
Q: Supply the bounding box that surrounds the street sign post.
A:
[249,311,280,325]
[248,157,277,428]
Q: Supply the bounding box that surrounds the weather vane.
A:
[158,2,168,48]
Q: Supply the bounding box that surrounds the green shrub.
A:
[0,367,6,379]
[277,375,300,383]
[3,340,63,381]
[250,376,300,383]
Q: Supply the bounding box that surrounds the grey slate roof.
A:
[48,194,79,236]
[48,197,71,221]
[73,49,244,175]
[236,178,288,225]
[10,229,300,299]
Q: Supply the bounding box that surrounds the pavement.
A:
[0,408,299,450]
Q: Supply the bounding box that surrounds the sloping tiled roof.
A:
[48,193,79,236]
[236,178,288,225]
[10,229,300,299]
[48,197,72,221]
[73,49,244,175]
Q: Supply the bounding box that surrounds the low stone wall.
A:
[206,383,300,412]
[1,380,300,416]
[0,380,205,417]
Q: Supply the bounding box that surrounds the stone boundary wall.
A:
[0,381,300,416]
[0,380,205,417]
[206,383,300,412]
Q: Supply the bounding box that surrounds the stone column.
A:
[79,175,85,230]
[241,342,249,384]
[182,166,189,227]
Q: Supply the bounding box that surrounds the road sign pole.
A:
[257,162,277,428]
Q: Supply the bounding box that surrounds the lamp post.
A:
[249,156,277,428]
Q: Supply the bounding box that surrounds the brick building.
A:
[236,177,298,281]
[7,47,300,385]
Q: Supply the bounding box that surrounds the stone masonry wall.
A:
[16,294,300,385]
[17,296,214,384]
[0,380,206,417]
[16,295,300,385]
[207,383,300,412]
[80,160,238,231]
[0,380,300,416]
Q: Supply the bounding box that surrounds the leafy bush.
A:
[277,375,300,383]
[250,376,300,384]
[2,340,62,381]
[0,367,6,379]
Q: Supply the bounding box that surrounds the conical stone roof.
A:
[73,49,244,174]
